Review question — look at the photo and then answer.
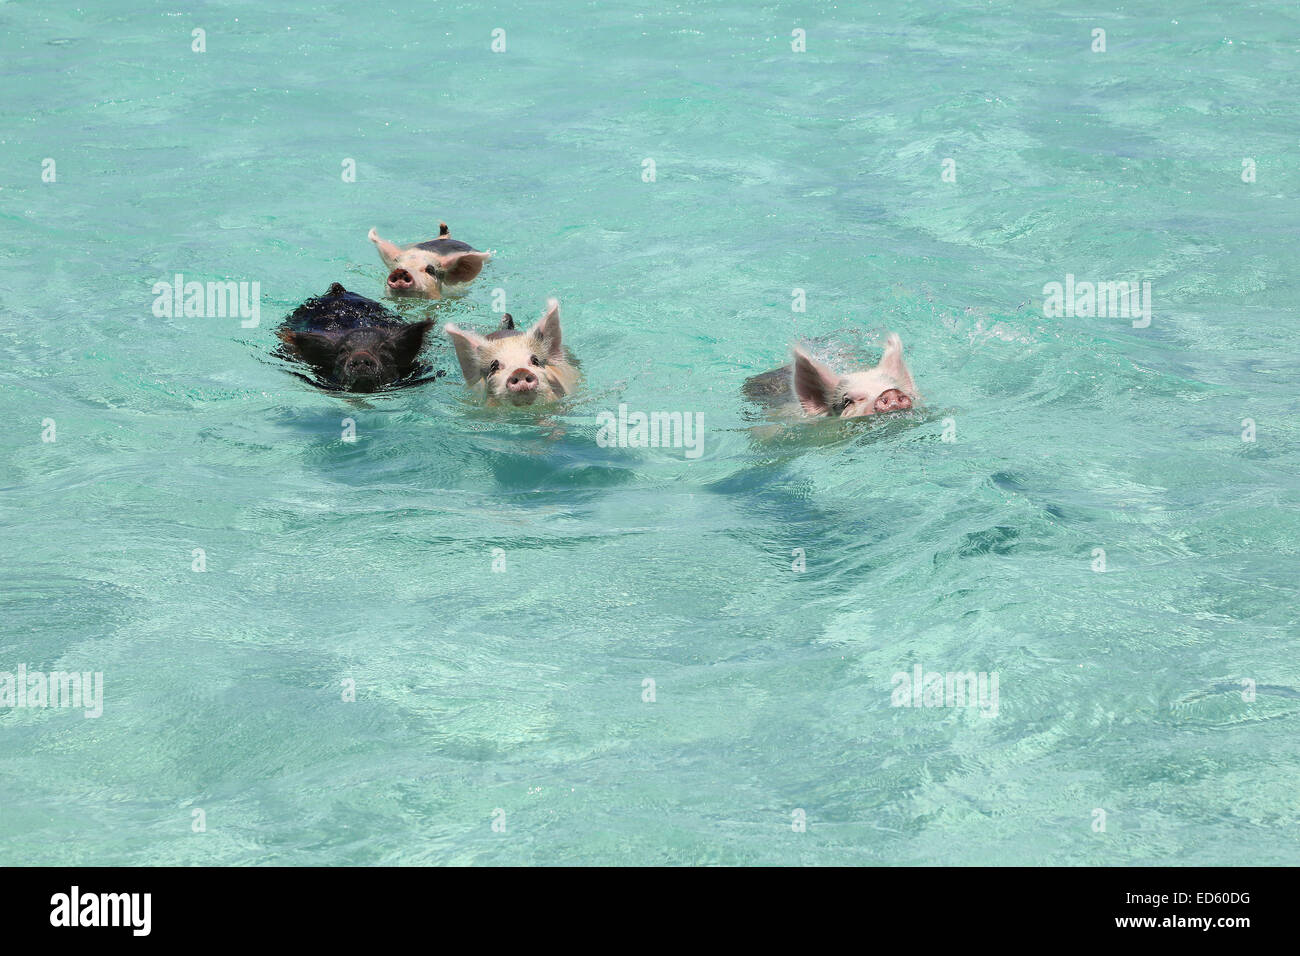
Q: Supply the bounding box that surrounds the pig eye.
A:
[425,265,442,278]
[487,360,501,375]
[529,354,542,366]
[840,396,854,410]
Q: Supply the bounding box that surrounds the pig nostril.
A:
[875,389,910,411]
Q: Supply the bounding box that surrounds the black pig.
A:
[277,283,436,392]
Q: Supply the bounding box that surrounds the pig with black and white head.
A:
[368,221,491,299]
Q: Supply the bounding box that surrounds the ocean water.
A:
[2,1,1298,866]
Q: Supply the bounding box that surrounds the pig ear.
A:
[368,228,403,266]
[443,323,489,385]
[792,346,842,415]
[436,250,491,284]
[877,332,918,399]
[389,320,434,366]
[278,330,338,367]
[528,299,563,361]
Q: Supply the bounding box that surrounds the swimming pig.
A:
[443,299,579,406]
[277,283,435,392]
[368,222,491,299]
[743,333,919,418]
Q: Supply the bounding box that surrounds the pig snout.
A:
[506,367,538,394]
[873,389,912,413]
[344,351,382,386]
[387,268,415,291]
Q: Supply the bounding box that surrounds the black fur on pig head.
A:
[278,320,434,392]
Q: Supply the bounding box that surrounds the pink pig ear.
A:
[436,250,491,285]
[792,346,841,415]
[368,228,403,266]
[443,323,489,385]
[528,299,563,361]
[439,248,493,282]
[876,332,918,400]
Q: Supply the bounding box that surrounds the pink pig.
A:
[368,221,491,299]
[744,333,920,418]
[443,299,579,407]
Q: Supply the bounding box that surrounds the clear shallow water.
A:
[1,1,1298,865]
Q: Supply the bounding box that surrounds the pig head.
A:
[368,222,491,299]
[442,299,578,406]
[744,333,920,418]
[278,318,434,393]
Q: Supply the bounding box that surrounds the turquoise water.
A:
[2,1,1298,865]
